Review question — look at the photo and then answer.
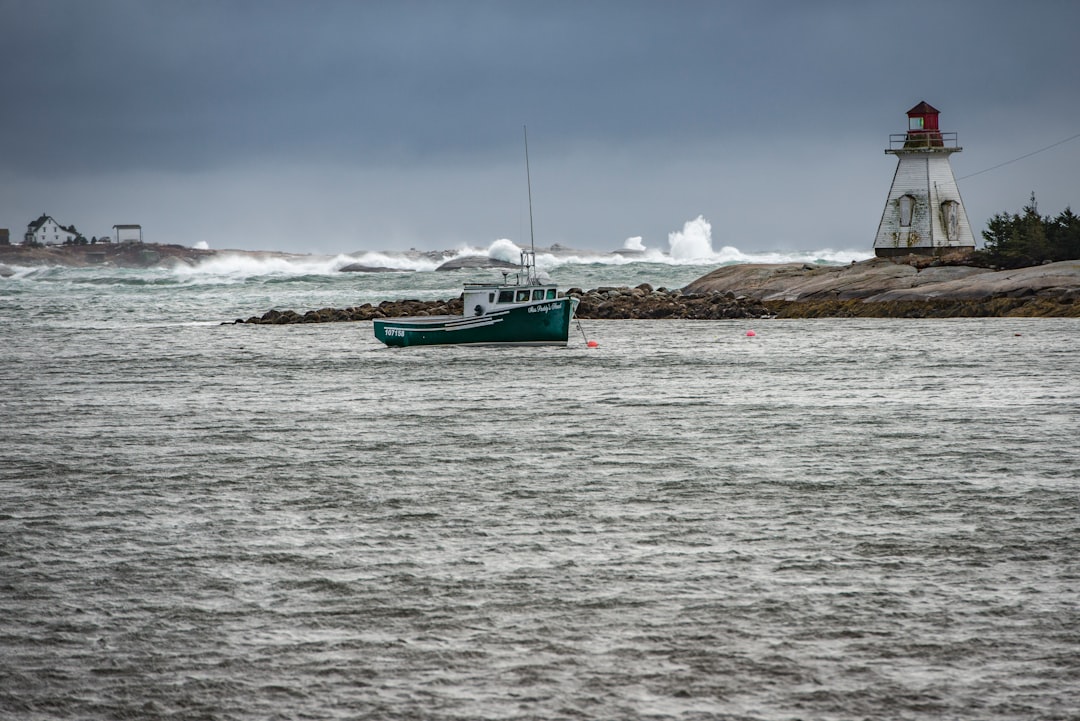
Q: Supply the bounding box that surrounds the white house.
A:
[113,224,143,244]
[24,214,80,245]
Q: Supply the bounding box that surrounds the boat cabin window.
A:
[532,289,545,300]
[516,290,531,302]
[498,290,514,303]
[546,289,557,299]
[488,293,495,303]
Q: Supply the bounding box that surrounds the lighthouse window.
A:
[909,116,924,130]
[898,194,916,227]
[941,200,960,240]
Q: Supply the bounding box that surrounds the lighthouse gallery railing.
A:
[888,131,959,150]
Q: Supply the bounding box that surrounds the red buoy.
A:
[587,340,599,348]
[745,330,756,337]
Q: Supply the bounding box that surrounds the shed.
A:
[113,224,143,244]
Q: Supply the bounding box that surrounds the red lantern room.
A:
[905,101,943,146]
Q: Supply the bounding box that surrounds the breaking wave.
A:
[171,215,870,279]
[3,215,873,283]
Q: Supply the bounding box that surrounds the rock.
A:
[0,242,290,269]
[0,264,14,277]
[435,256,519,271]
[683,257,1080,305]
[866,260,1080,302]
[339,263,412,273]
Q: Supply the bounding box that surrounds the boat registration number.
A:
[384,327,406,337]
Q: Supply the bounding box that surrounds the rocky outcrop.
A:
[683,256,1080,304]
[569,284,769,319]
[680,256,1080,317]
[866,261,1080,302]
[233,297,467,324]
[338,263,412,273]
[434,256,520,271]
[0,242,220,268]
[231,284,770,324]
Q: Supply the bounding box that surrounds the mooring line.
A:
[576,318,589,345]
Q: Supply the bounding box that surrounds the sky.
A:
[2,0,1078,256]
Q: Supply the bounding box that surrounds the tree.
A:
[975,193,1078,268]
[1046,206,1080,261]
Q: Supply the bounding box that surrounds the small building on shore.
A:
[0,228,9,245]
[113,224,143,244]
[874,102,975,257]
[24,214,80,245]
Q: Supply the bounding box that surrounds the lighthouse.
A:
[873,101,975,257]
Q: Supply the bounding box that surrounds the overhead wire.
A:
[957,131,1080,181]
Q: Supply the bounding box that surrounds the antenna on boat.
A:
[523,125,537,283]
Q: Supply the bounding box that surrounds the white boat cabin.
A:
[460,249,562,316]
[462,282,560,317]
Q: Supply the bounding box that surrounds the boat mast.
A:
[523,125,536,283]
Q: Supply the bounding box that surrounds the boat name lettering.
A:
[528,302,559,314]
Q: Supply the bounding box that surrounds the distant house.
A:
[0,228,9,245]
[113,224,143,244]
[24,214,80,245]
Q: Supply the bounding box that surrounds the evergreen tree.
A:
[1047,207,1080,261]
[976,193,1079,268]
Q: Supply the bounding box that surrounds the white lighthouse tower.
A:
[874,101,975,257]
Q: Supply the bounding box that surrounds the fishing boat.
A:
[373,249,579,347]
[373,129,581,348]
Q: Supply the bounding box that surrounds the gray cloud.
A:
[2,0,1077,253]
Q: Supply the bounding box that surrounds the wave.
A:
[356,218,869,272]
[170,254,363,282]
[172,215,871,278]
[2,216,874,283]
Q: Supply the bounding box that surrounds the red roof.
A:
[906,101,940,116]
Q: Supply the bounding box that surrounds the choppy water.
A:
[2,259,1079,720]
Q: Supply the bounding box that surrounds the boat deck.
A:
[381,314,463,324]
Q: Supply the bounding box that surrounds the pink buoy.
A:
[587,340,599,348]
[745,330,756,337]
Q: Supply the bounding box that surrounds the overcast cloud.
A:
[2,0,1078,254]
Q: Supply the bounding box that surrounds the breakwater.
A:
[230,281,1080,324]
[232,284,769,324]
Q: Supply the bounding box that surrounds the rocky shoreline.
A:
[231,276,1080,325]
[230,284,774,325]
[0,242,216,268]
[0,242,312,269]
[683,256,1080,318]
[230,254,1080,324]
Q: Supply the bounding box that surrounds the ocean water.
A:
[2,256,1079,721]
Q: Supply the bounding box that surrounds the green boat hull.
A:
[374,297,579,347]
